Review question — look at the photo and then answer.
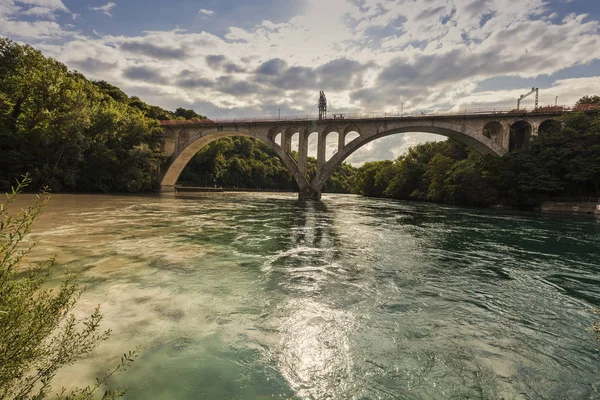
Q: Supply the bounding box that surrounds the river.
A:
[20,192,600,399]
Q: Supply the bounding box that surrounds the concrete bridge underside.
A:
[160,113,562,200]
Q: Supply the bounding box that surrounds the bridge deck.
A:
[158,104,593,127]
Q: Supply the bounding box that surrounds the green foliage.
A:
[0,176,136,399]
[576,95,600,106]
[174,108,205,120]
[0,37,205,193]
[352,140,497,206]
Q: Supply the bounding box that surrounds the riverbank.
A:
[539,198,600,216]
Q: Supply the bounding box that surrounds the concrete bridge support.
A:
[159,112,563,200]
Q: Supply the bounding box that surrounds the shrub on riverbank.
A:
[0,177,135,398]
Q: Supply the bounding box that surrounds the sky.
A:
[2,0,600,164]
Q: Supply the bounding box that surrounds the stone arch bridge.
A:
[160,111,563,200]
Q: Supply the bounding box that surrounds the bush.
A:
[0,176,135,399]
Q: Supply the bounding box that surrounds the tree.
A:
[174,108,204,120]
[0,176,136,399]
[0,38,167,193]
[576,95,600,106]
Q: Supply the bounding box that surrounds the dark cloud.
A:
[177,77,215,89]
[254,57,371,91]
[205,54,226,67]
[215,76,262,95]
[256,58,288,75]
[206,55,246,73]
[224,63,246,73]
[123,66,168,84]
[174,72,261,95]
[377,46,549,91]
[316,58,371,90]
[466,0,491,14]
[415,6,448,21]
[71,57,117,74]
[120,42,186,60]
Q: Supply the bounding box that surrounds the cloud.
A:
[204,55,247,73]
[205,54,226,68]
[252,57,371,91]
[89,2,115,17]
[198,8,214,16]
[16,0,67,12]
[21,6,58,19]
[120,41,187,60]
[71,57,118,74]
[123,65,168,85]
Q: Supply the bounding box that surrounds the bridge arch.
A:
[343,125,362,136]
[325,131,340,161]
[483,121,504,145]
[538,119,562,136]
[161,130,310,191]
[313,125,501,191]
[509,120,532,150]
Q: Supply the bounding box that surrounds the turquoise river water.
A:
[19,192,600,399]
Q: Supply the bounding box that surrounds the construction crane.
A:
[517,87,539,110]
[318,91,327,120]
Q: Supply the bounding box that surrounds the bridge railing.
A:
[159,104,592,126]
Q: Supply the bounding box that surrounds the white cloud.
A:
[16,0,67,11]
[89,2,115,17]
[21,6,56,18]
[198,8,214,16]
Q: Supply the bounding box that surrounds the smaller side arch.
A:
[509,120,532,151]
[538,119,562,137]
[313,125,504,191]
[343,125,362,136]
[483,121,504,145]
[268,126,284,142]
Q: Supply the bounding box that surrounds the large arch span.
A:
[313,126,496,191]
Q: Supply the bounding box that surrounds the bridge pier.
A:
[298,189,321,201]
